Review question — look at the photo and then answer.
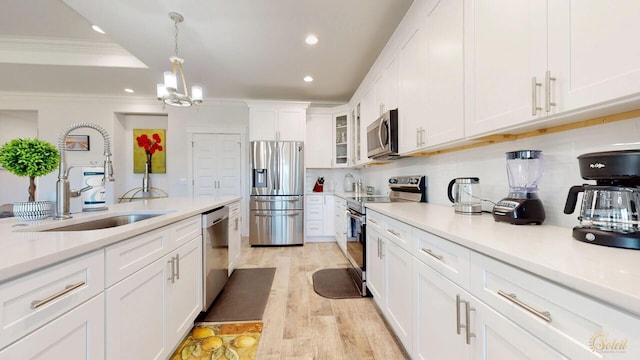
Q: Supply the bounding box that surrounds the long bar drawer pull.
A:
[497,290,552,323]
[421,248,443,261]
[387,229,400,236]
[31,281,86,309]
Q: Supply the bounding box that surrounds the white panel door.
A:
[277,109,306,141]
[192,133,241,198]
[0,294,105,360]
[465,0,547,136]
[384,240,413,352]
[548,0,640,113]
[424,0,464,146]
[305,113,333,168]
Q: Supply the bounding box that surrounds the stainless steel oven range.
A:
[345,175,427,296]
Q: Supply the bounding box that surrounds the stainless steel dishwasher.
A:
[202,206,229,312]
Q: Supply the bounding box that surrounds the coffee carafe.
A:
[492,150,546,224]
[564,150,640,249]
[447,177,482,214]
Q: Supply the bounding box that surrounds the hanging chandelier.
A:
[156,12,203,107]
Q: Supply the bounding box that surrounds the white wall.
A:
[360,116,640,228]
[0,94,249,214]
[0,110,38,204]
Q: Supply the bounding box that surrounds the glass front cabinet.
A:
[333,111,350,167]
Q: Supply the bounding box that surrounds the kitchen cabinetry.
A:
[465,1,640,138]
[374,56,399,117]
[305,111,333,168]
[105,216,203,360]
[333,111,350,167]
[547,1,640,113]
[0,250,105,358]
[0,294,105,360]
[358,86,375,164]
[247,101,310,141]
[333,196,347,254]
[228,201,241,275]
[367,208,640,359]
[349,103,363,165]
[366,211,413,352]
[305,194,334,241]
[464,0,547,137]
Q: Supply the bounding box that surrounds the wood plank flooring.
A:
[236,238,410,359]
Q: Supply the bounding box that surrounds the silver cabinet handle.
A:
[421,247,444,261]
[175,253,180,280]
[387,229,400,237]
[31,281,86,309]
[370,219,378,224]
[167,257,175,283]
[531,77,542,116]
[416,128,420,147]
[421,128,426,146]
[464,299,476,345]
[456,295,463,335]
[377,237,382,259]
[545,70,556,112]
[235,217,239,231]
[498,290,551,323]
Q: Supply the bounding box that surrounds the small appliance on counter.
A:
[447,177,482,214]
[492,150,546,225]
[344,173,355,192]
[564,150,640,250]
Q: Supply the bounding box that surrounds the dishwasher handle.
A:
[202,206,229,228]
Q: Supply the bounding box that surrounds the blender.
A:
[492,150,546,225]
[563,150,640,249]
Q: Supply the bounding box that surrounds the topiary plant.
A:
[0,138,60,202]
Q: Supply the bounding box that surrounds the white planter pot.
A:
[13,201,53,221]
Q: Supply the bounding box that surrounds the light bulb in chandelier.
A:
[156,12,204,108]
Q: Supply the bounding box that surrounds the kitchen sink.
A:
[41,213,164,232]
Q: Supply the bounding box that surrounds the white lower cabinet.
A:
[413,258,564,360]
[228,201,242,275]
[333,196,347,253]
[305,194,334,240]
[366,210,639,359]
[366,222,412,352]
[0,294,105,360]
[106,235,202,360]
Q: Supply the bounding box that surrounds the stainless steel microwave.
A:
[367,109,399,160]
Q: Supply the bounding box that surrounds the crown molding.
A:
[0,35,147,68]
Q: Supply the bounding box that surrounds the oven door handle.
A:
[345,209,365,222]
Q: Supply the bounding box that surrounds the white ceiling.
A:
[0,0,413,104]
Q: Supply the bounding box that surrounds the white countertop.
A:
[0,196,240,283]
[365,202,640,317]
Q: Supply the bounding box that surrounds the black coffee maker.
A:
[564,150,640,250]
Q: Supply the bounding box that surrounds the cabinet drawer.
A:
[470,252,639,359]
[0,250,104,349]
[306,195,323,205]
[228,202,241,218]
[170,215,202,248]
[105,226,170,287]
[367,210,411,252]
[412,228,469,288]
[306,204,323,220]
[306,220,323,236]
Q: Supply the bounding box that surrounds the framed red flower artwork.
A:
[133,129,166,173]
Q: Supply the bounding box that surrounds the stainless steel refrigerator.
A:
[250,141,304,246]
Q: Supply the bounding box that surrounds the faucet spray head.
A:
[104,155,115,182]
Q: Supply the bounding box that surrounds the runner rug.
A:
[169,322,262,360]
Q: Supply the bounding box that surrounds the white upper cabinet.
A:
[548,1,640,113]
[398,8,428,154]
[305,111,333,168]
[333,110,351,167]
[464,0,547,137]
[247,101,310,141]
[424,0,464,146]
[359,86,376,164]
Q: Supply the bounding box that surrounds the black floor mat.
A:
[312,268,363,299]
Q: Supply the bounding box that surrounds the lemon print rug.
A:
[170,322,262,360]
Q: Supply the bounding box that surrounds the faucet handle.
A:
[70,185,93,197]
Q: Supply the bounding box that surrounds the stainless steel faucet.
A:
[55,123,115,220]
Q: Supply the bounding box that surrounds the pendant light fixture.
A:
[156,12,203,107]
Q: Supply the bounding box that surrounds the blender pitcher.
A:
[493,150,546,225]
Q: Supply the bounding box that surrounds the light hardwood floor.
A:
[236,238,410,360]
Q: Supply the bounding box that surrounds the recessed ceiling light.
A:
[304,76,313,83]
[305,34,318,45]
[92,25,105,34]
[124,88,134,93]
